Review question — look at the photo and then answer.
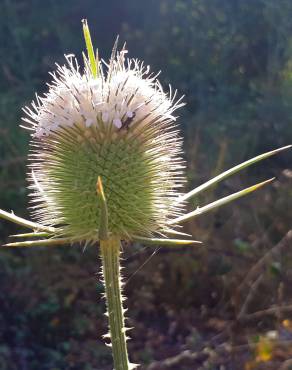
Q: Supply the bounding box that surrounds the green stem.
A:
[100,237,132,370]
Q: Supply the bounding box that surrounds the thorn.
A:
[102,333,111,339]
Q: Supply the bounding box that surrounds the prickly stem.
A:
[100,237,136,370]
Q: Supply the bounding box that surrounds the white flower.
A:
[23,51,184,140]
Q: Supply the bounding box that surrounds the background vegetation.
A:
[0,0,292,369]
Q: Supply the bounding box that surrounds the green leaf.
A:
[178,145,291,203]
[0,208,55,232]
[233,238,251,253]
[10,232,51,238]
[132,235,202,246]
[169,178,274,224]
[3,237,72,248]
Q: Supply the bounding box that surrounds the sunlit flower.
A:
[22,46,186,244]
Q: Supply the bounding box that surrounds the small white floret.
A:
[113,118,122,129]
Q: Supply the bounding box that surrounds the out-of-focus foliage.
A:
[122,0,292,182]
[0,0,292,369]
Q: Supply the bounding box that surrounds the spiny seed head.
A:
[22,46,186,244]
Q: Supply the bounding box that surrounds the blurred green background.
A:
[0,0,292,369]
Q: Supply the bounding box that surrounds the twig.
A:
[237,230,292,313]
[237,274,265,319]
[147,350,208,370]
[238,304,292,323]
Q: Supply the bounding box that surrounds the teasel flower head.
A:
[22,39,187,245]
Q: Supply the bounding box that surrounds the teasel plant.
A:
[0,20,291,370]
